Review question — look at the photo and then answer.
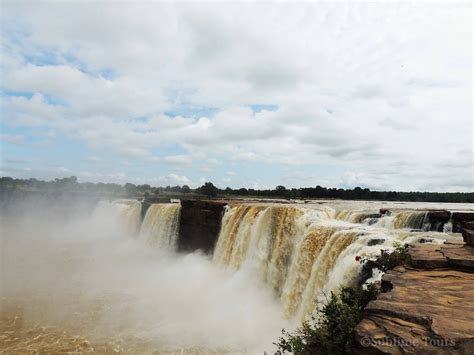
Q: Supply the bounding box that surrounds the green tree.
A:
[275,185,288,198]
[124,182,137,196]
[199,182,218,197]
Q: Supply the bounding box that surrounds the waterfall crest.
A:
[139,203,181,250]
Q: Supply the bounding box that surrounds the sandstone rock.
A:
[408,244,449,269]
[441,244,474,270]
[407,243,474,272]
[355,266,474,354]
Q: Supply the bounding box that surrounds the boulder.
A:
[367,238,385,246]
[379,208,390,215]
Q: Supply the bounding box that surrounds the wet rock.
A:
[427,210,450,221]
[418,238,433,244]
[140,201,150,221]
[462,221,474,229]
[461,227,474,247]
[368,239,385,246]
[379,208,390,215]
[355,262,376,288]
[452,212,474,222]
[177,200,227,254]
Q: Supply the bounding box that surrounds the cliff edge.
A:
[354,241,474,354]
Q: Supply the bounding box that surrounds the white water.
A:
[139,203,181,250]
[213,204,462,320]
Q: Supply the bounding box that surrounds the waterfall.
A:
[100,199,459,322]
[392,211,428,230]
[109,199,142,235]
[213,204,457,321]
[139,203,181,250]
[443,212,453,233]
[214,205,356,318]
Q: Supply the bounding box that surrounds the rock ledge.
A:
[355,242,474,354]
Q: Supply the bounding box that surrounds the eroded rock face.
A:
[177,200,227,254]
[355,243,474,354]
[461,227,474,247]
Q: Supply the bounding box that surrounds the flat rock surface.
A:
[355,244,474,354]
[409,243,474,271]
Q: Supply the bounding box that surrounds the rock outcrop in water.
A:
[355,241,474,354]
[177,200,227,254]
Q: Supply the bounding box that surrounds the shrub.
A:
[274,283,380,354]
[358,242,409,272]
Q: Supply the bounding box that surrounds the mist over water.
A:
[1,198,289,353]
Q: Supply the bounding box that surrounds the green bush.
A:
[359,242,408,272]
[274,283,380,355]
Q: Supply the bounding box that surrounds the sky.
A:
[0,1,472,191]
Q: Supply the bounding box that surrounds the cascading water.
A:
[106,199,142,235]
[102,201,460,320]
[213,204,459,320]
[443,212,453,233]
[392,211,428,230]
[139,203,181,250]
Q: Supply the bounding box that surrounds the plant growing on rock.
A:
[357,242,409,272]
[274,283,380,355]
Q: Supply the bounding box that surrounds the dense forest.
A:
[1,176,473,203]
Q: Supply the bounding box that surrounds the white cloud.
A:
[0,1,472,190]
[155,173,192,186]
[163,155,193,166]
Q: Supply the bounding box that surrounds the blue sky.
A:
[0,1,472,191]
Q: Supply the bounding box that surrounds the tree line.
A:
[0,176,472,203]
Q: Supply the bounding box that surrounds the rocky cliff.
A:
[177,200,227,254]
[355,241,474,354]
